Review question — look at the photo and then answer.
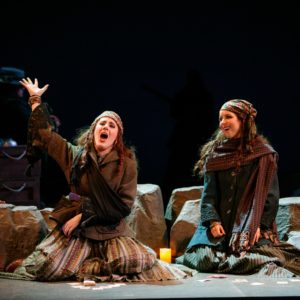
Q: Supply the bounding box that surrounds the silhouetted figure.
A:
[143,69,215,205]
[0,67,30,145]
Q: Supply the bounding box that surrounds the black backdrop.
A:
[1,1,300,206]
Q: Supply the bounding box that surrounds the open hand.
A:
[19,77,49,96]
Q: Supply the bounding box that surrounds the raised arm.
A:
[21,77,77,181]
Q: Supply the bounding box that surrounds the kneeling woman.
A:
[3,77,185,282]
[177,99,300,277]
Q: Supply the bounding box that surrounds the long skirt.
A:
[176,242,300,277]
[3,228,186,282]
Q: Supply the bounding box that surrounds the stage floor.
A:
[1,271,300,300]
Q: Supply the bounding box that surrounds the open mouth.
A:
[222,127,232,136]
[100,132,108,140]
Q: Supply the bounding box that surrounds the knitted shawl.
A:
[205,136,279,253]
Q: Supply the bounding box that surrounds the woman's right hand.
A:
[19,77,49,97]
[62,213,82,237]
[210,223,226,238]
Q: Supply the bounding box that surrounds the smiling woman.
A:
[176,99,300,277]
[0,77,187,283]
[219,110,242,139]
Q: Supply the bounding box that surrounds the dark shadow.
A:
[279,170,300,198]
[39,112,69,208]
[0,67,30,145]
[0,67,69,208]
[143,69,215,206]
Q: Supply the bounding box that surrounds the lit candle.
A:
[159,248,172,263]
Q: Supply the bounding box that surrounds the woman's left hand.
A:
[62,213,82,237]
[210,223,226,238]
[253,227,261,244]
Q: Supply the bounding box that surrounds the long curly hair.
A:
[194,99,268,177]
[73,116,136,174]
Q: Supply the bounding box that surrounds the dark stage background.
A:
[1,1,300,207]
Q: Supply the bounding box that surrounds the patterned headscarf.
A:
[74,110,124,168]
[94,111,124,134]
[221,99,257,120]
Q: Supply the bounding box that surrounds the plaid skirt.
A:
[176,242,300,277]
[7,228,186,282]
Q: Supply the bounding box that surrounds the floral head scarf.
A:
[221,99,257,120]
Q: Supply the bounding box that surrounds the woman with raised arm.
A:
[3,77,186,283]
[176,99,300,277]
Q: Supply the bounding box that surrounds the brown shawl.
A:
[70,149,131,229]
[205,136,279,253]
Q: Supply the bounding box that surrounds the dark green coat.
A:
[188,160,279,251]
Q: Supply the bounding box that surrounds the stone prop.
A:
[170,199,200,258]
[165,186,203,225]
[126,184,168,255]
[0,204,49,271]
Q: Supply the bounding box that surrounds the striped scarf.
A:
[205,136,278,253]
